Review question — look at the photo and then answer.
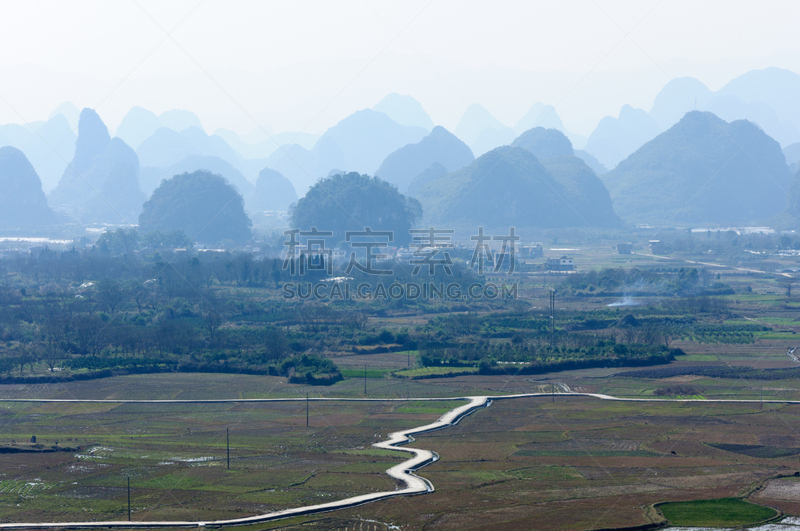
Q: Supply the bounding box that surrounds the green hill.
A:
[417,146,622,229]
[602,111,793,226]
[541,156,620,227]
[139,170,252,244]
[291,172,420,246]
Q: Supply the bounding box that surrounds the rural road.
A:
[0,392,797,529]
[635,251,794,277]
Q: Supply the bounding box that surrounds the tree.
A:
[42,344,64,372]
[129,281,147,314]
[778,275,796,298]
[96,229,140,255]
[139,171,252,244]
[95,279,127,314]
[0,284,19,309]
[290,172,421,246]
[204,310,223,341]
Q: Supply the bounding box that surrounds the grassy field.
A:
[326,396,800,530]
[657,497,778,526]
[4,390,800,529]
[0,400,441,524]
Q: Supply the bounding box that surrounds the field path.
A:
[634,251,794,277]
[1,392,799,529]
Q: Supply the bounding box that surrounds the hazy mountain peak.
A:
[48,101,80,129]
[375,125,473,193]
[455,104,515,156]
[158,109,203,132]
[49,109,144,224]
[718,67,800,106]
[417,145,621,229]
[649,77,712,129]
[455,104,508,139]
[0,112,77,194]
[135,125,243,174]
[373,93,434,130]
[583,105,661,169]
[73,108,111,173]
[602,110,792,226]
[0,146,57,228]
[115,106,163,149]
[511,127,574,160]
[514,103,564,135]
[313,108,428,177]
[251,167,298,211]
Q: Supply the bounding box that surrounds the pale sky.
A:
[0,0,799,136]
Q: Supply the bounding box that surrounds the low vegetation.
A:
[657,498,778,527]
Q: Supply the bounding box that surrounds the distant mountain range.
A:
[116,107,204,149]
[455,104,517,157]
[583,105,661,169]
[2,71,800,232]
[263,109,428,194]
[140,155,252,198]
[141,154,297,212]
[0,114,76,193]
[584,67,800,171]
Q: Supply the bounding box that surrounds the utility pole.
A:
[552,382,555,403]
[127,476,131,521]
[306,392,309,427]
[364,363,367,395]
[226,427,230,470]
[550,290,556,349]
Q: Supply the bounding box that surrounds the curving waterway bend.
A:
[0,392,798,529]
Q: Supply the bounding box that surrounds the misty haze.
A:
[4,2,800,530]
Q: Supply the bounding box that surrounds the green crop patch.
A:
[678,354,718,361]
[393,366,478,378]
[657,498,777,527]
[340,368,392,379]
